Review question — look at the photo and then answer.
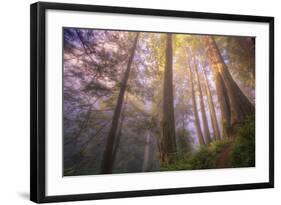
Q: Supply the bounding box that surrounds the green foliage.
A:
[160,152,192,171]
[176,128,194,154]
[231,115,255,167]
[187,146,216,169]
[209,139,230,154]
[222,120,234,138]
[160,140,229,171]
[64,167,75,176]
[166,116,256,172]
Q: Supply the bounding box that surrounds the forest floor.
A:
[216,143,233,168]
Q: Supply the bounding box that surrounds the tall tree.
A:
[194,57,211,144]
[204,36,254,126]
[188,57,205,145]
[202,65,221,141]
[101,33,139,174]
[142,131,151,171]
[161,34,177,163]
[111,91,129,170]
[237,37,255,79]
[204,36,233,138]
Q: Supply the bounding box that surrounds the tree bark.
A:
[161,34,177,163]
[237,37,255,79]
[202,66,222,141]
[194,60,211,144]
[142,131,151,172]
[204,36,254,126]
[188,60,205,145]
[100,33,139,174]
[111,91,129,170]
[204,36,233,138]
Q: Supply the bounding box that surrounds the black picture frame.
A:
[30,1,274,203]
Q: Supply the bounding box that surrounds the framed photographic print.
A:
[30,1,274,203]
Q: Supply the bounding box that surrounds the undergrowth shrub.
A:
[231,115,255,167]
[160,140,229,171]
[160,116,255,171]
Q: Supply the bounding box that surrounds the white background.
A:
[0,0,278,204]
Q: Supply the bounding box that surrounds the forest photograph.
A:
[63,28,255,176]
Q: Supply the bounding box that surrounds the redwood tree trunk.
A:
[111,91,129,170]
[204,36,232,138]
[161,34,177,163]
[204,36,254,126]
[142,131,151,172]
[202,66,222,141]
[100,33,139,174]
[194,60,211,144]
[188,61,205,145]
